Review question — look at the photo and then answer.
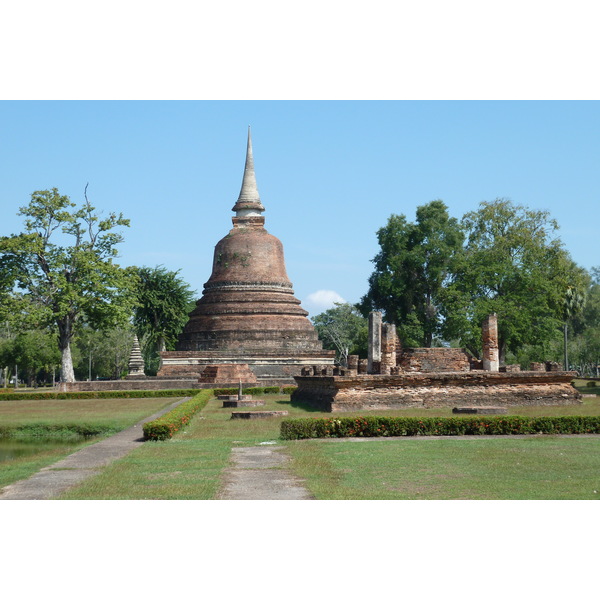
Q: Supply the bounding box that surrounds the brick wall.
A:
[397,348,471,373]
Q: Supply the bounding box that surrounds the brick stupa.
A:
[158,129,335,384]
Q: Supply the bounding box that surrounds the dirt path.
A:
[0,398,189,500]
[218,445,314,500]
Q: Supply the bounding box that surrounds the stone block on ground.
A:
[219,395,266,407]
[452,407,508,414]
[230,411,289,419]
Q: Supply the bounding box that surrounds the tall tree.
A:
[132,266,196,374]
[0,188,134,382]
[361,200,464,346]
[311,302,368,365]
[442,198,585,363]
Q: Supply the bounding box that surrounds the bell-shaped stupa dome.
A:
[176,128,325,356]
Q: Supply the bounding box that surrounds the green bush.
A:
[143,390,212,441]
[282,386,297,395]
[280,415,600,440]
[262,386,281,394]
[587,381,597,387]
[0,389,199,401]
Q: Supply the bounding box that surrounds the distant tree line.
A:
[314,198,599,375]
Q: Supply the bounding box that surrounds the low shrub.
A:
[143,391,212,441]
[282,387,297,395]
[0,389,199,401]
[262,386,281,394]
[587,381,597,387]
[280,415,600,440]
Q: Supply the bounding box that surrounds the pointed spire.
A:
[232,127,265,216]
[127,334,146,377]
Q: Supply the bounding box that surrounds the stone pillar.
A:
[127,335,146,378]
[358,359,368,374]
[482,314,499,372]
[380,323,397,375]
[347,355,359,376]
[368,311,382,374]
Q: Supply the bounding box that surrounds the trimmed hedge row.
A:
[0,389,200,401]
[280,415,600,440]
[143,391,212,441]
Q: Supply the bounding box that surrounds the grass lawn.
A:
[59,394,299,499]
[0,396,180,490]
[285,436,600,499]
[57,392,600,500]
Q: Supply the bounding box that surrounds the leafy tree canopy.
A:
[361,200,464,347]
[441,198,587,361]
[0,188,134,382]
[132,266,196,374]
[312,302,368,365]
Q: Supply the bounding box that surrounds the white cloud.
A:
[303,290,346,315]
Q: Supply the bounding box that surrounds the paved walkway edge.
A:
[218,445,314,500]
[0,397,190,500]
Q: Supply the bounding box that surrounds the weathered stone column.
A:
[380,323,397,375]
[482,314,499,372]
[368,311,382,374]
[358,359,368,374]
[127,335,146,378]
[347,354,359,376]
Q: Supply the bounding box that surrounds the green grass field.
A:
[3,389,600,500]
[57,392,600,500]
[0,396,177,427]
[0,396,179,489]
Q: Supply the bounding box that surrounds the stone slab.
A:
[222,398,266,407]
[452,407,508,414]
[230,410,288,419]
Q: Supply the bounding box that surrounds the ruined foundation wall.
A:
[292,372,581,412]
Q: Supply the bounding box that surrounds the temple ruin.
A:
[291,312,582,411]
[157,128,335,384]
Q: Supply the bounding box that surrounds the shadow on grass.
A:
[286,400,325,413]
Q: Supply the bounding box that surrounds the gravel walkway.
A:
[218,445,314,500]
[0,398,189,500]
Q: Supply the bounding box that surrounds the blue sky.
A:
[1,100,598,315]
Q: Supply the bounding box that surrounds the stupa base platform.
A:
[158,350,335,385]
[199,364,258,385]
[292,371,582,413]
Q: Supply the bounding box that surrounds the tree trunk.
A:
[60,341,76,382]
[58,318,76,383]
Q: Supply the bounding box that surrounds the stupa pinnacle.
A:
[232,127,265,218]
[158,130,335,382]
